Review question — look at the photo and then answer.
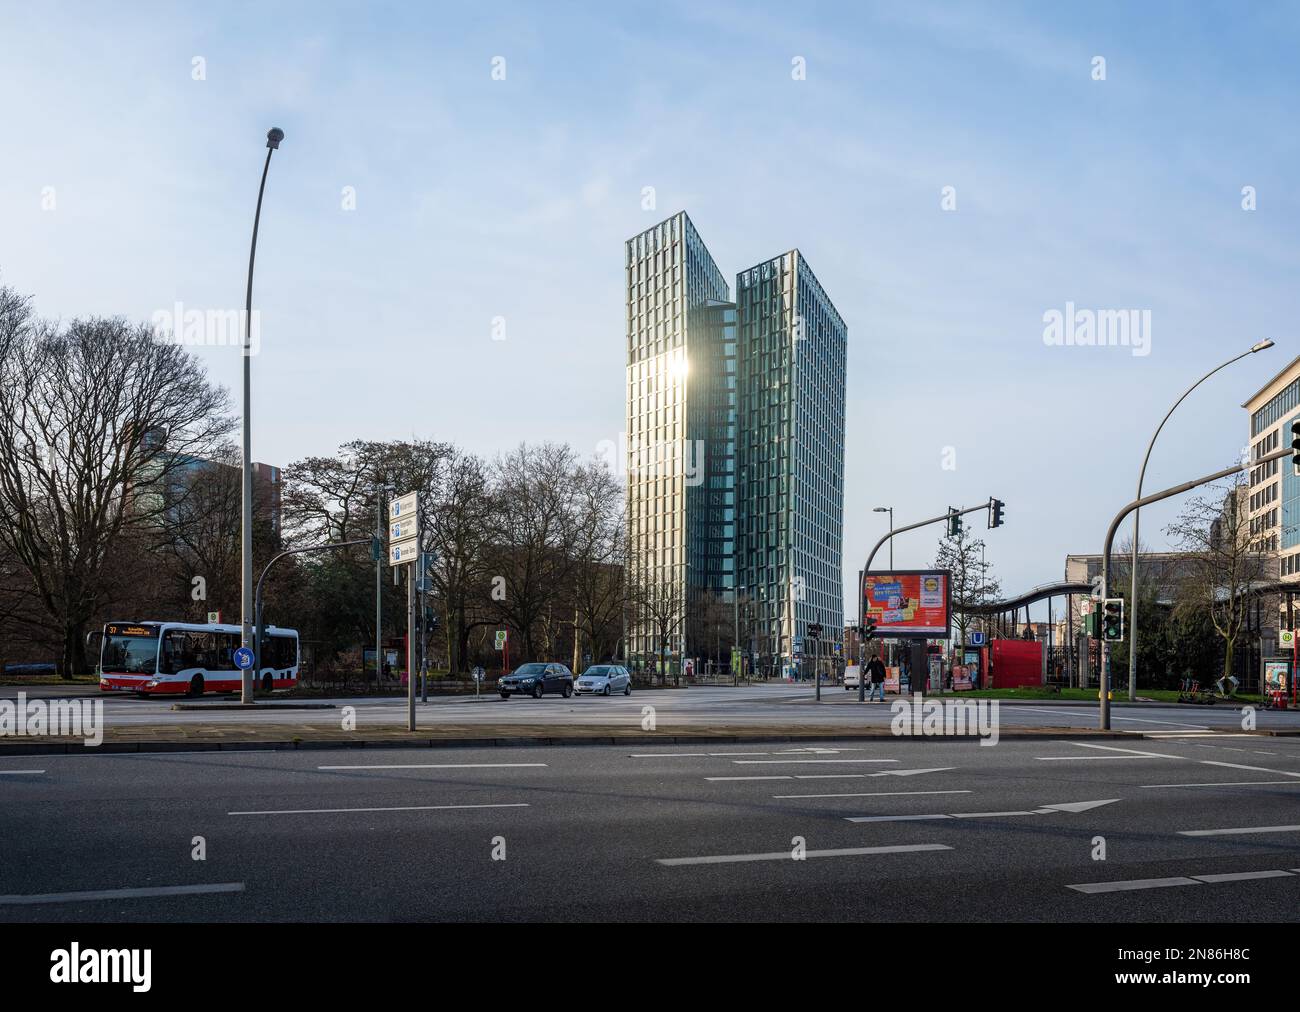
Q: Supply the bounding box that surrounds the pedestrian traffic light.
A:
[1291,420,1300,477]
[989,498,1005,529]
[370,534,382,562]
[947,507,962,537]
[1101,598,1124,642]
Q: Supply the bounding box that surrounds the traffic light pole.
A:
[1097,444,1293,729]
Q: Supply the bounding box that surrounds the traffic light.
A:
[370,534,382,562]
[1291,420,1300,477]
[860,617,877,641]
[1102,598,1125,642]
[989,498,1005,529]
[947,507,962,537]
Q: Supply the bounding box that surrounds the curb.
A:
[0,728,1142,755]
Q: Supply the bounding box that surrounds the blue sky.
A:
[3,0,1299,618]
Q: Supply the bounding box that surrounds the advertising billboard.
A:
[861,570,951,639]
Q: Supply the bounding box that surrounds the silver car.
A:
[575,664,631,696]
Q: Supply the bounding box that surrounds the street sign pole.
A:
[407,561,416,731]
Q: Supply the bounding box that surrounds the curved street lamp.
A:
[1126,339,1274,701]
[241,127,285,705]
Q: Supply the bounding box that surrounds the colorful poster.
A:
[862,571,951,638]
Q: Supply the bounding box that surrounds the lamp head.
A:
[1251,339,1275,353]
[266,127,285,149]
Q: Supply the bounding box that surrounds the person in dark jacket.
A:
[866,653,887,702]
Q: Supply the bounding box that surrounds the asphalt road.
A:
[3,733,1298,921]
[20,683,1300,733]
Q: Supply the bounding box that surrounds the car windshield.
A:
[514,663,547,675]
[584,667,612,677]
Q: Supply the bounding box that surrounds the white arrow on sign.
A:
[846,798,1119,823]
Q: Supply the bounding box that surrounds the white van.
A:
[843,664,861,690]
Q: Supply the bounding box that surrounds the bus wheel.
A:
[188,674,205,698]
[261,673,273,694]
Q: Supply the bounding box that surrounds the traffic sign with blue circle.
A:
[233,647,255,670]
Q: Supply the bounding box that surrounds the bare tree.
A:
[484,443,581,662]
[0,293,232,674]
[934,525,1000,647]
[642,576,685,685]
[569,460,627,669]
[1166,476,1272,683]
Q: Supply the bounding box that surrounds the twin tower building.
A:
[624,211,847,676]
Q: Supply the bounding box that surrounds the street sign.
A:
[970,631,986,646]
[233,647,254,670]
[1281,629,1295,650]
[389,538,420,565]
[494,630,508,651]
[389,491,419,520]
[207,611,222,624]
[390,516,418,541]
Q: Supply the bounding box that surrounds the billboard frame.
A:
[861,569,952,640]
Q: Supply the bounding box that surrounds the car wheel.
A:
[624,683,631,695]
[562,683,572,698]
[500,692,510,700]
[188,674,204,698]
[532,682,544,699]
[603,684,611,696]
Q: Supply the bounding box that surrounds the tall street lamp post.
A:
[873,506,894,569]
[1126,339,1274,702]
[241,127,284,706]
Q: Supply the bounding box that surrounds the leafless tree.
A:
[0,291,232,674]
[1166,476,1272,683]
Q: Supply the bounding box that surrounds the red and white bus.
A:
[98,621,299,696]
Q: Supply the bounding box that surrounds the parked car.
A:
[843,664,861,690]
[499,662,573,699]
[575,664,632,696]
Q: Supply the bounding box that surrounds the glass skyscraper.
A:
[625,214,846,676]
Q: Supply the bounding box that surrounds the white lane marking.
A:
[847,798,1119,823]
[705,775,792,781]
[706,767,949,783]
[773,789,972,800]
[731,759,898,765]
[1036,756,1171,761]
[317,763,547,770]
[1192,871,1295,883]
[1200,761,1300,778]
[628,753,712,758]
[1068,877,1201,894]
[1141,780,1300,789]
[0,770,45,775]
[229,803,530,816]
[1068,742,1182,758]
[0,882,245,905]
[655,843,951,866]
[1179,824,1300,837]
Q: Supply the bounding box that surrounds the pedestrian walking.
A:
[866,653,887,702]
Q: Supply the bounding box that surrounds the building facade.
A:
[624,213,847,677]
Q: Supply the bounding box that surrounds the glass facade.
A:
[735,251,847,670]
[625,213,730,663]
[625,217,846,674]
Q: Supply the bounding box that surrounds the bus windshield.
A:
[101,628,160,674]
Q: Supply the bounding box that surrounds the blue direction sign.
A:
[233,647,255,670]
[970,631,986,647]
